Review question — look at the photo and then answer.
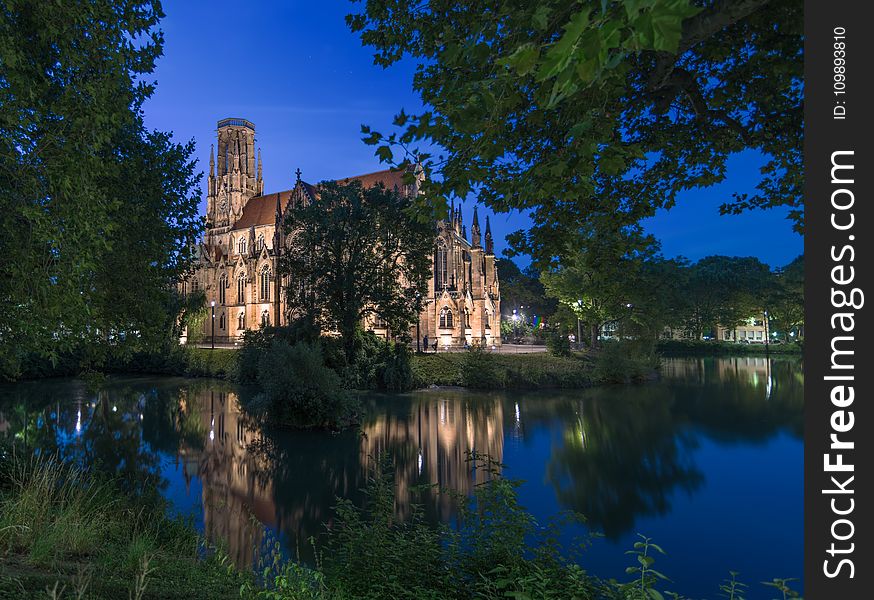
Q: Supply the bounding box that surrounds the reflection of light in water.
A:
[417,450,423,475]
[112,405,117,413]
[75,409,81,434]
[514,402,520,425]
[210,416,215,442]
[440,401,446,424]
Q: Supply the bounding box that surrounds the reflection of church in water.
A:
[176,389,504,568]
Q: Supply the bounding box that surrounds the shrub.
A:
[593,340,659,384]
[253,340,359,429]
[545,327,571,357]
[459,346,505,389]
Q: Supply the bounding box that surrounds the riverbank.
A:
[10,342,658,390]
[0,454,247,599]
[656,339,802,356]
[0,450,802,600]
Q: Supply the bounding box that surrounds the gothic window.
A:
[435,242,448,288]
[373,315,386,328]
[439,307,453,329]
[484,310,491,329]
[259,267,270,301]
[192,279,199,293]
[219,313,226,330]
[464,308,471,329]
[257,235,265,252]
[238,237,247,255]
[219,273,227,305]
[261,310,270,328]
[238,312,245,331]
[237,273,246,304]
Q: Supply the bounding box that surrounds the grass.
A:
[0,453,247,599]
[410,343,658,390]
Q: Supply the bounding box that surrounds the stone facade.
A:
[184,118,501,347]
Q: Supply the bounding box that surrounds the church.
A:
[184,118,501,348]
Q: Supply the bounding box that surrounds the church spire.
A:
[209,144,215,177]
[485,215,494,254]
[471,205,481,247]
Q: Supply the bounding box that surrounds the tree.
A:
[279,180,434,360]
[348,0,802,262]
[0,1,202,378]
[496,256,557,320]
[541,226,658,347]
[682,255,772,339]
[767,255,803,339]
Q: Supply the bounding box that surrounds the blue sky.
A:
[142,0,802,268]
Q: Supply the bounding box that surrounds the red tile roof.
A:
[231,190,293,231]
[230,168,408,231]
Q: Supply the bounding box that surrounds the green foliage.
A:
[0,454,247,599]
[348,0,803,264]
[593,340,659,384]
[252,341,359,429]
[411,351,600,389]
[0,1,203,380]
[546,327,572,357]
[279,179,434,361]
[657,340,802,356]
[459,346,506,389]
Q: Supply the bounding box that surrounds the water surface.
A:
[0,356,803,598]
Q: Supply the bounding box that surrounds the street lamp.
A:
[415,291,422,353]
[211,300,216,349]
[576,299,583,350]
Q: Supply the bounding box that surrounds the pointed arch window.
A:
[238,311,245,331]
[261,310,270,328]
[238,237,247,255]
[237,273,246,304]
[257,235,265,253]
[484,310,491,329]
[464,308,471,329]
[219,273,227,305]
[259,267,270,301]
[435,242,448,289]
[219,313,226,330]
[439,307,453,329]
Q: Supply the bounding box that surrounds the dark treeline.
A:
[501,248,803,349]
[0,1,204,381]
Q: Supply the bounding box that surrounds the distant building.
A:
[716,317,768,343]
[182,118,501,348]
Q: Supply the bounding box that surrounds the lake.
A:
[0,356,803,598]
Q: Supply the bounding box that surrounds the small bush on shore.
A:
[252,340,359,429]
[593,340,660,384]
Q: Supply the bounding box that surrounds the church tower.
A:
[206,118,264,231]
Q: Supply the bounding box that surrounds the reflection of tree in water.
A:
[544,387,704,539]
[0,357,803,572]
[540,356,803,539]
